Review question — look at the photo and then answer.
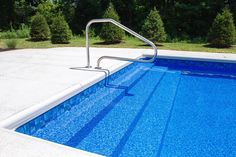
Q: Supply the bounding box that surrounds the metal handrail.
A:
[85,18,158,68]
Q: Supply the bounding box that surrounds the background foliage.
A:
[141,8,167,43]
[207,7,236,48]
[50,15,72,44]
[30,13,50,41]
[100,3,125,43]
[0,0,235,41]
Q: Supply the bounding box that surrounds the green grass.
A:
[0,36,235,53]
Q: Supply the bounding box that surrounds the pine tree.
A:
[100,3,125,44]
[141,8,167,43]
[50,15,72,44]
[30,13,50,41]
[207,7,236,48]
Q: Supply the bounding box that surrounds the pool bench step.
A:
[74,67,168,156]
[117,71,181,157]
[31,63,153,144]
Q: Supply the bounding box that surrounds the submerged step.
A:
[31,63,154,144]
[74,67,168,156]
[117,71,181,157]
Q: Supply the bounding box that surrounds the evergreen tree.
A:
[30,13,50,41]
[207,7,236,48]
[141,8,167,43]
[100,3,125,43]
[50,15,72,44]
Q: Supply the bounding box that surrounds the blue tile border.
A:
[155,58,236,74]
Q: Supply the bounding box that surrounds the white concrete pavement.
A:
[0,128,102,157]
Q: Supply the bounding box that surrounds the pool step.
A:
[63,66,163,147]
[116,71,181,157]
[73,66,169,156]
[32,63,154,144]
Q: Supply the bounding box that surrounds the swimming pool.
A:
[16,58,236,157]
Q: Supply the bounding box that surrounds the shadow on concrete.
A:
[0,48,19,52]
[138,43,164,47]
[93,41,124,45]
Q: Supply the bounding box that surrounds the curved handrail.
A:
[85,18,157,68]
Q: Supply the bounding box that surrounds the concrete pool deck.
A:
[0,47,236,157]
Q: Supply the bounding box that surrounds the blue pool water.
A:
[17,58,236,157]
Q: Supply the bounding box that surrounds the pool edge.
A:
[0,60,135,130]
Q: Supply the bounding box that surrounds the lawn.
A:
[0,36,236,53]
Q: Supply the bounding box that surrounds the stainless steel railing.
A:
[85,18,157,69]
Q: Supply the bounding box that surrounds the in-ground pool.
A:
[16,58,236,157]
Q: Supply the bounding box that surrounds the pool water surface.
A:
[17,58,236,157]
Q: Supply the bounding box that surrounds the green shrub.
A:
[5,39,18,49]
[30,13,50,41]
[50,15,72,44]
[0,24,30,39]
[141,8,167,43]
[207,8,236,48]
[100,3,124,44]
[0,31,17,39]
[16,24,30,38]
